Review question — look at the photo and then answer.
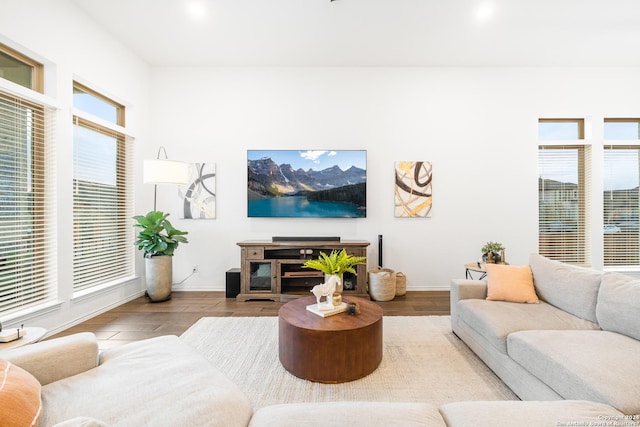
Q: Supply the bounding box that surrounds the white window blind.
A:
[603,146,640,268]
[538,145,591,265]
[72,116,134,293]
[0,90,57,317]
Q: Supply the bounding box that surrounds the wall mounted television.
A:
[247,150,366,218]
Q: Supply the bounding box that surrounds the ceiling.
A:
[70,0,640,67]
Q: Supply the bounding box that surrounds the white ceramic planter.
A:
[145,255,173,302]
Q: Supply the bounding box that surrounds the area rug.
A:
[180,316,518,409]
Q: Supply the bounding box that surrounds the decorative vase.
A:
[483,252,501,263]
[325,274,343,306]
[145,255,173,302]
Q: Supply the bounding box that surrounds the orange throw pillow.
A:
[0,358,42,427]
[485,263,539,304]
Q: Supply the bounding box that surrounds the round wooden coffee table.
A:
[278,296,383,383]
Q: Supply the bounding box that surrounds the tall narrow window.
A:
[538,119,591,265]
[72,82,133,293]
[603,118,640,269]
[0,48,56,317]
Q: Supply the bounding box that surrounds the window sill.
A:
[0,300,64,328]
[603,267,640,278]
[72,275,141,302]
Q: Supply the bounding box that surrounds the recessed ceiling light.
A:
[186,1,207,20]
[476,2,494,22]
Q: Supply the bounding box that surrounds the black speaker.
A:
[225,268,241,298]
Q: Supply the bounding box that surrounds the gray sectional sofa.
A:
[451,253,640,415]
[2,331,634,426]
[2,255,638,426]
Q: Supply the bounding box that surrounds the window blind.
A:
[603,146,640,268]
[72,117,134,293]
[538,145,591,265]
[0,90,57,317]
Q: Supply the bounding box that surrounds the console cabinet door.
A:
[246,260,276,293]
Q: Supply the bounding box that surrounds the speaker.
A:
[225,268,241,298]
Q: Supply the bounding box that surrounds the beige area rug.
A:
[180,316,518,409]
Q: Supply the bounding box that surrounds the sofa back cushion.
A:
[596,272,640,340]
[529,253,602,323]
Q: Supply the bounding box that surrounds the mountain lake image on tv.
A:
[247,150,366,218]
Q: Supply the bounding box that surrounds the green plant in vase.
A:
[481,241,505,263]
[303,249,366,276]
[302,249,367,301]
[133,211,188,302]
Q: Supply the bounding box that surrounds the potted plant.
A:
[481,241,505,263]
[302,249,367,298]
[133,211,188,302]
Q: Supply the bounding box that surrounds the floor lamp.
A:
[143,146,190,211]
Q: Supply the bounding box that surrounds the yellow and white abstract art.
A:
[394,161,432,218]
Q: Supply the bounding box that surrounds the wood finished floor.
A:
[49,291,450,349]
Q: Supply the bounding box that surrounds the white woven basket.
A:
[368,268,396,301]
[395,272,407,296]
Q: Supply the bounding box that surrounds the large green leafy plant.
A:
[133,211,188,257]
[302,249,366,276]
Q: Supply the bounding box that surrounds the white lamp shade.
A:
[143,159,189,185]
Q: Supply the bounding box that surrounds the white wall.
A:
[3,0,640,334]
[0,0,150,333]
[150,66,640,291]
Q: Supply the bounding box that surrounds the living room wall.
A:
[149,66,640,292]
[0,0,149,333]
[3,0,640,334]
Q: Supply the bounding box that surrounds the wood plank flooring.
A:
[49,291,450,349]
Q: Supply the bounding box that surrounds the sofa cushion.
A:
[596,272,640,340]
[52,418,108,427]
[529,253,602,323]
[508,330,640,414]
[485,264,539,304]
[40,336,252,427]
[456,299,599,354]
[250,402,446,427]
[0,359,42,427]
[439,400,633,427]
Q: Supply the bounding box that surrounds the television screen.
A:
[247,150,366,218]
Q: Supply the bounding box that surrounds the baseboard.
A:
[171,284,225,291]
[46,291,145,337]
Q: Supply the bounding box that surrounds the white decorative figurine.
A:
[310,275,341,310]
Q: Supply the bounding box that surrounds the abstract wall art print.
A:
[394,161,432,218]
[247,150,366,218]
[179,162,216,219]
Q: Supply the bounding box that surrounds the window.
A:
[538,119,591,265]
[72,82,133,294]
[603,119,640,268]
[604,119,640,140]
[0,43,43,93]
[73,82,124,126]
[0,90,56,317]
